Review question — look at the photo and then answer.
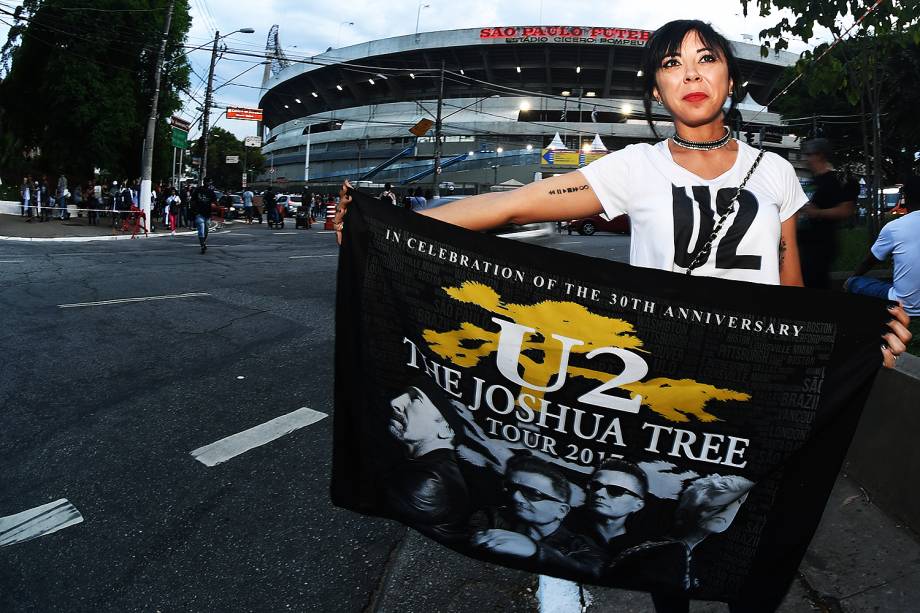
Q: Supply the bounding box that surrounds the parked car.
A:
[568,213,630,235]
[220,194,244,219]
[428,196,555,243]
[276,194,304,217]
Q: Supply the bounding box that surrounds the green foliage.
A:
[197,126,265,190]
[742,0,920,187]
[0,0,192,184]
[741,0,920,54]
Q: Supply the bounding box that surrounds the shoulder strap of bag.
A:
[685,149,766,274]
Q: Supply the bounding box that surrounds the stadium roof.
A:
[258,26,798,129]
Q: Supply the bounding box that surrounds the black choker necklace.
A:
[671,126,732,151]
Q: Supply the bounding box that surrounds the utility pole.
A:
[140,0,175,233]
[200,30,220,185]
[432,59,445,199]
[304,123,311,183]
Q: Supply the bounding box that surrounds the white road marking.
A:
[275,232,297,235]
[51,251,145,256]
[289,254,337,259]
[558,241,583,245]
[58,292,210,309]
[0,499,83,547]
[191,407,328,467]
[537,575,590,613]
[316,231,336,234]
[0,260,25,263]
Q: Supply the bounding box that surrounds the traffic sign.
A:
[269,167,276,174]
[170,116,191,131]
[242,172,248,188]
[171,127,188,149]
[244,136,262,148]
[409,118,434,137]
[225,155,240,164]
[227,107,263,121]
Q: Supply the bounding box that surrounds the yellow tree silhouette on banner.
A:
[422,282,749,423]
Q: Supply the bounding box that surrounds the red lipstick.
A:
[682,92,709,102]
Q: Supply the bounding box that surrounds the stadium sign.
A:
[479,25,651,46]
[227,107,264,121]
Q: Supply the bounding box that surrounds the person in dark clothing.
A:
[180,183,192,228]
[797,138,856,289]
[383,379,470,543]
[263,187,278,225]
[610,474,755,612]
[551,459,650,578]
[469,455,574,567]
[190,179,217,253]
[85,184,99,226]
[38,177,51,222]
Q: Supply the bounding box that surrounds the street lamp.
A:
[200,27,256,186]
[415,2,430,37]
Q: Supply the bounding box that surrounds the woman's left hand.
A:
[882,302,912,369]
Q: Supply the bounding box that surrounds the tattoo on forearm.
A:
[779,238,787,266]
[548,185,590,196]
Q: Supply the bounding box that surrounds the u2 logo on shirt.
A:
[672,185,762,271]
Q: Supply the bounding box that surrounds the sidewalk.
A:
[0,211,195,241]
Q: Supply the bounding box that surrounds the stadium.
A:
[255,25,803,194]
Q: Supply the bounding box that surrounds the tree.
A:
[739,0,920,234]
[0,0,192,184]
[193,127,264,190]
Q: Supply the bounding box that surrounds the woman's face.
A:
[653,30,732,129]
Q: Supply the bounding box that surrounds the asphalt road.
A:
[0,223,630,613]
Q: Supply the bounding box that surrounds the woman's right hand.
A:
[335,179,352,245]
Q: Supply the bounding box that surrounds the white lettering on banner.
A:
[641,423,749,468]
[492,317,649,413]
[401,336,749,468]
[491,317,583,393]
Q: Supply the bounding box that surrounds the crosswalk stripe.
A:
[0,499,83,547]
[191,407,328,467]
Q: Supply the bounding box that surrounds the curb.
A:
[0,230,198,243]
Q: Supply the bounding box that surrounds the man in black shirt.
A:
[191,179,217,254]
[798,138,857,289]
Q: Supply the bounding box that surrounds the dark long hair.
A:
[640,20,744,138]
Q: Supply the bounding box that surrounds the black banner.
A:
[332,192,886,607]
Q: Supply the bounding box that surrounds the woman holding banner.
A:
[336,18,910,612]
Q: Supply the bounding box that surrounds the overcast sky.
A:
[2,1,834,139]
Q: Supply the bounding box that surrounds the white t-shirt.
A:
[871,210,920,315]
[579,140,809,285]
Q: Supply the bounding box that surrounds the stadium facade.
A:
[256,25,803,193]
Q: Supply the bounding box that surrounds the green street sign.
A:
[171,127,188,149]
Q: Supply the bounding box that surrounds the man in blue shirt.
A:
[847,176,920,352]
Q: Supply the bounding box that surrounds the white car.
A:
[276,194,304,217]
[428,196,554,243]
